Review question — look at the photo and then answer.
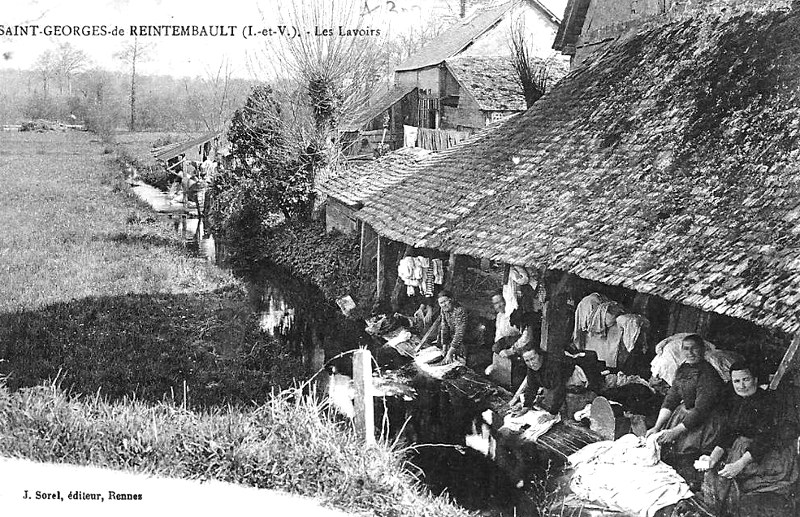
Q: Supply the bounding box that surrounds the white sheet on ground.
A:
[501,410,561,442]
[568,434,693,517]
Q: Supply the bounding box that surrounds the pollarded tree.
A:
[210,85,316,241]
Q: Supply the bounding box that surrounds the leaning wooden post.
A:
[353,349,375,445]
[770,334,800,390]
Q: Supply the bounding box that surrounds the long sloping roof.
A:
[152,131,222,162]
[445,57,527,111]
[340,85,416,132]
[359,9,800,334]
[317,147,433,206]
[395,3,514,72]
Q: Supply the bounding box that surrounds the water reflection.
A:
[258,285,296,336]
[172,216,216,262]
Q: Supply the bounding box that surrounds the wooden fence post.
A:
[353,349,375,445]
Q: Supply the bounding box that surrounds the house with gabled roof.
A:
[341,0,567,156]
[357,2,800,424]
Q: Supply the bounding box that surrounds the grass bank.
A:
[0,130,296,406]
[0,380,471,517]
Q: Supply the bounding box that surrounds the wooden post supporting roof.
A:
[353,349,375,445]
[444,253,467,295]
[541,272,576,356]
[769,334,800,390]
[359,222,367,274]
[376,236,387,301]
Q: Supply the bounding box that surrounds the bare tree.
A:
[510,19,551,109]
[114,36,154,131]
[183,59,239,132]
[33,50,57,96]
[54,43,88,95]
[256,0,387,158]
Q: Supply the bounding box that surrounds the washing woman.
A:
[645,334,726,470]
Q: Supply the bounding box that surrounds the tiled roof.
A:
[445,57,527,111]
[445,56,570,111]
[340,85,416,132]
[317,147,433,207]
[359,9,800,334]
[151,131,222,162]
[395,3,513,72]
[356,116,520,242]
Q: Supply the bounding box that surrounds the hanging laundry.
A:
[423,266,435,296]
[398,257,416,285]
[573,293,610,343]
[432,259,444,284]
[588,301,625,335]
[586,320,623,367]
[616,314,650,352]
[502,282,519,315]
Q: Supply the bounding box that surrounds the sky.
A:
[1,0,567,80]
[0,0,461,79]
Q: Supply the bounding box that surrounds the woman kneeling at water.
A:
[697,362,799,513]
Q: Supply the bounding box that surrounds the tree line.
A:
[0,42,258,134]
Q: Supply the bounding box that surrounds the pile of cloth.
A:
[567,434,694,517]
[650,333,744,385]
[397,256,444,297]
[501,409,561,442]
[384,329,417,358]
[414,346,464,379]
[364,314,399,336]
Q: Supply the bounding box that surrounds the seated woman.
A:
[645,334,725,474]
[697,362,799,514]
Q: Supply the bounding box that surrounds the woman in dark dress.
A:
[697,362,799,515]
[645,334,726,481]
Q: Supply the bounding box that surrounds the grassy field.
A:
[0,130,295,405]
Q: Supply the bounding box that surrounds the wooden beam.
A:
[540,273,575,356]
[353,349,375,445]
[359,222,367,274]
[418,314,441,349]
[770,334,800,390]
[376,236,387,301]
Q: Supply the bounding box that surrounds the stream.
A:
[129,175,535,515]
